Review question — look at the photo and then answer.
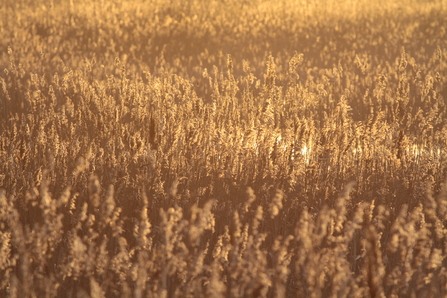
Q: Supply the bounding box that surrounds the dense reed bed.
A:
[1,0,447,297]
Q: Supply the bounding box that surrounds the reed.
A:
[0,0,446,297]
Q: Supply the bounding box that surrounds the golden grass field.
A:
[1,0,447,297]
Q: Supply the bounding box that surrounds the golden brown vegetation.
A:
[1,0,447,297]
